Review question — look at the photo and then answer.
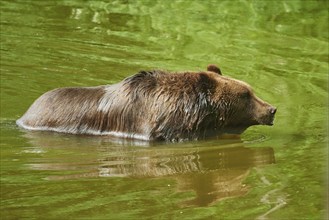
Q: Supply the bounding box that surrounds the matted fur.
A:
[17,66,276,142]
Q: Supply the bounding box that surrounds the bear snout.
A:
[265,106,277,126]
[253,103,277,126]
[269,106,277,115]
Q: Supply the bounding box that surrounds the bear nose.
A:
[269,106,277,114]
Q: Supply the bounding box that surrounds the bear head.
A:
[204,65,276,134]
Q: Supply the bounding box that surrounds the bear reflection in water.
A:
[24,132,275,207]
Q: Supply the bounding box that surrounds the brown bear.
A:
[16,65,276,142]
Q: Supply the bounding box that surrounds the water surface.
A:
[1,1,328,219]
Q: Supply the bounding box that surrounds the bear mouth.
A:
[258,114,275,126]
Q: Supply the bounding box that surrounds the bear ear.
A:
[207,64,222,75]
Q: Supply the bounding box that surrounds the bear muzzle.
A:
[262,106,277,126]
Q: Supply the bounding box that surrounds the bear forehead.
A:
[210,75,251,87]
[212,74,253,93]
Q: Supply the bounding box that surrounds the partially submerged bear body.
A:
[17,65,276,142]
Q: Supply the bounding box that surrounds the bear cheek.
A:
[227,100,256,127]
[241,103,259,126]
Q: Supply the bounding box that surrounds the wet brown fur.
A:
[17,65,276,142]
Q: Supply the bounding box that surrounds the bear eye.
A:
[240,91,250,99]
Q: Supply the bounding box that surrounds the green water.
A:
[1,0,328,219]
